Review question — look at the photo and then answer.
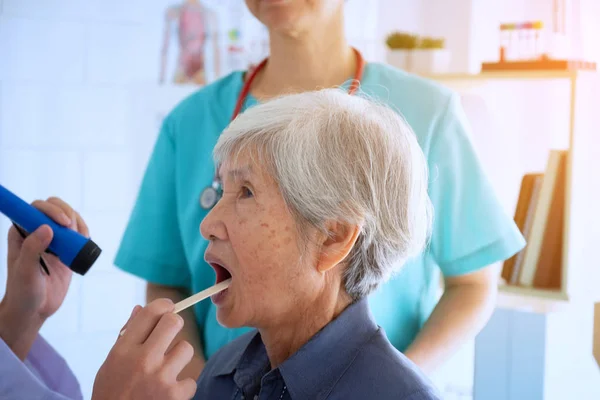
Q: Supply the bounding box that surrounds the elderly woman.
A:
[0,89,440,399]
[116,0,525,381]
[194,88,439,399]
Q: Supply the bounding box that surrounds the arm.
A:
[0,334,78,400]
[0,198,89,399]
[147,283,205,380]
[0,301,42,361]
[404,266,498,373]
[406,93,525,373]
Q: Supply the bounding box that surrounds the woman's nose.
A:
[200,206,228,241]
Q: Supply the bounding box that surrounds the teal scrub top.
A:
[114,62,526,358]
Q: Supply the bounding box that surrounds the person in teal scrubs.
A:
[115,0,525,380]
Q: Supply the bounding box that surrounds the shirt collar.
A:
[278,298,378,399]
[210,330,259,377]
[211,298,379,400]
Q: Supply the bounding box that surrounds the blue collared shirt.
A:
[195,299,442,400]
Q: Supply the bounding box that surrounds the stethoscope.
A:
[199,47,366,210]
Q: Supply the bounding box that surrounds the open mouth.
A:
[210,262,232,285]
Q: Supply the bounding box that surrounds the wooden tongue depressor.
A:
[173,278,232,313]
[119,278,232,337]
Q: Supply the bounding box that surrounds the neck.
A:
[251,16,357,99]
[259,287,352,370]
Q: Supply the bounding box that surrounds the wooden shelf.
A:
[497,284,569,313]
[422,70,600,312]
[422,70,598,82]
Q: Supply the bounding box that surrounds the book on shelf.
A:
[594,304,600,368]
[501,173,543,285]
[501,149,567,290]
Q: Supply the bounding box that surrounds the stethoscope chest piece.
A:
[199,181,221,210]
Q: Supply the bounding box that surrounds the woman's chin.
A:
[212,286,248,328]
[212,296,240,327]
[215,309,244,329]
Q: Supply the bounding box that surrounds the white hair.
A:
[214,88,433,300]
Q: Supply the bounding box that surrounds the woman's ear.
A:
[316,221,360,273]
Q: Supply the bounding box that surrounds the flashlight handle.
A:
[0,184,101,275]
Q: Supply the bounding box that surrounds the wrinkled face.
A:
[244,0,344,35]
[200,150,322,328]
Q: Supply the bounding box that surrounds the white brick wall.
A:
[0,2,158,398]
[82,151,137,212]
[80,270,144,334]
[0,18,86,83]
[0,149,83,208]
[3,0,88,19]
[1,84,131,148]
[86,23,162,85]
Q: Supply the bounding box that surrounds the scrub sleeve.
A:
[425,93,526,277]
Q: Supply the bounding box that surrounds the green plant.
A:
[418,36,445,49]
[385,31,419,50]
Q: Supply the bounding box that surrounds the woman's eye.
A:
[241,186,254,198]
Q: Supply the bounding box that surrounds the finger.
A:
[7,225,24,264]
[68,212,78,233]
[117,305,142,339]
[7,224,20,239]
[18,225,53,269]
[175,378,197,400]
[121,299,175,346]
[75,212,89,237]
[163,340,194,381]
[32,200,71,227]
[143,313,184,355]
[47,197,89,237]
[7,225,24,245]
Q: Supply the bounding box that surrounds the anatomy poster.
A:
[159,0,268,86]
[157,0,377,86]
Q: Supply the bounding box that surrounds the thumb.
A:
[19,225,53,268]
